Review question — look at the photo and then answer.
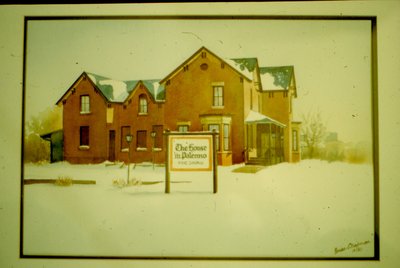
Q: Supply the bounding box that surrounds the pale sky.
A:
[25,18,372,143]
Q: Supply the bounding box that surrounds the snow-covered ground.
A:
[23,160,375,258]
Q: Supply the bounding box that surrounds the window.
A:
[80,126,89,147]
[137,130,147,149]
[208,124,220,151]
[292,130,298,151]
[80,95,90,114]
[152,125,163,149]
[223,124,230,151]
[178,125,189,133]
[213,86,224,107]
[200,63,208,70]
[139,94,148,114]
[121,126,131,151]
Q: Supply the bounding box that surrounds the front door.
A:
[109,130,115,162]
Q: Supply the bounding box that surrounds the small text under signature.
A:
[334,240,371,255]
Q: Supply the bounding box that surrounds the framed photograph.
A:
[21,12,378,261]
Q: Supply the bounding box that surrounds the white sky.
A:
[25,19,372,143]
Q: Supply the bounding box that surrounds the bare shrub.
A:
[112,178,142,188]
[301,109,327,159]
[24,133,50,163]
[54,176,73,186]
[345,142,373,164]
[321,141,345,162]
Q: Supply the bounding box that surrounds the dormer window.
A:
[80,95,90,114]
[139,94,148,115]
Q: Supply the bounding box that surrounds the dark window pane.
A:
[137,130,147,148]
[152,125,163,148]
[80,126,89,146]
[121,126,131,150]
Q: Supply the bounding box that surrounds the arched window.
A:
[139,94,148,114]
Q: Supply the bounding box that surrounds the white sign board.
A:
[168,135,213,171]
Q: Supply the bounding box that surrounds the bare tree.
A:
[24,106,62,163]
[26,106,62,135]
[301,109,327,159]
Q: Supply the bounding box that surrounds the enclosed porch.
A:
[245,111,286,166]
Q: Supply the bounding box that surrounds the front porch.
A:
[245,111,286,166]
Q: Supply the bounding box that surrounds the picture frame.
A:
[20,14,379,260]
[1,2,399,268]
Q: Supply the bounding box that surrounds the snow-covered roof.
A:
[86,72,165,102]
[245,110,286,127]
[141,80,166,101]
[259,66,294,91]
[224,58,255,81]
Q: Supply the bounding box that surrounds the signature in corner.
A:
[334,240,371,255]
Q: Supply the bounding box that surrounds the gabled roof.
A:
[87,72,165,102]
[141,80,166,101]
[226,58,258,80]
[259,66,294,91]
[86,72,140,102]
[57,72,165,105]
[159,46,253,84]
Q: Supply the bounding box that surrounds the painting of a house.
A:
[56,46,301,166]
[19,15,378,260]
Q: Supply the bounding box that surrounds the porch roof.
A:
[245,110,286,127]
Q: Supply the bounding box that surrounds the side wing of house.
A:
[112,80,165,164]
[57,72,109,164]
[258,66,301,163]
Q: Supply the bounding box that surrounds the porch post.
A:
[269,123,272,165]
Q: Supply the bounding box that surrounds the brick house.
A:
[56,46,301,165]
[56,72,165,164]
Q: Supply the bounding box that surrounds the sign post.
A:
[164,131,217,194]
[212,130,218,194]
[165,130,171,193]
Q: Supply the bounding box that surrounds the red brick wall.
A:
[111,83,165,164]
[62,75,108,163]
[163,50,246,164]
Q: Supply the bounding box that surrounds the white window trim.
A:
[211,81,225,86]
[211,106,225,109]
[136,147,148,152]
[79,145,90,150]
[177,121,191,126]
